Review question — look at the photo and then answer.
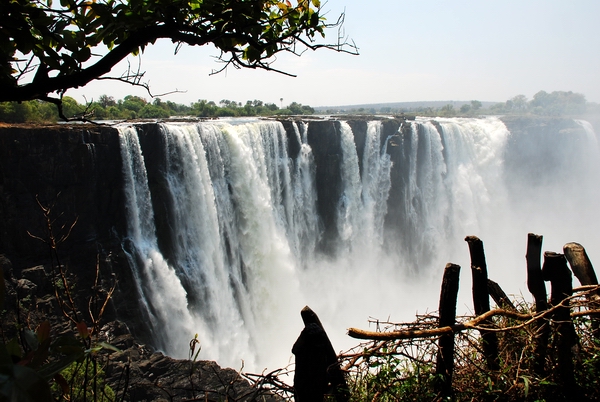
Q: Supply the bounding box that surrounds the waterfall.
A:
[117,116,600,372]
[118,126,198,353]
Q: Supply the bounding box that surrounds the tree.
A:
[1,0,356,119]
[440,104,455,116]
[530,91,586,115]
[470,100,482,111]
[98,94,116,108]
[510,95,528,113]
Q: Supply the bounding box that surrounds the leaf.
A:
[53,373,70,396]
[10,364,53,402]
[23,330,39,352]
[36,321,50,344]
[37,352,83,380]
[96,341,121,353]
[0,342,16,366]
[51,335,85,356]
[1,340,18,364]
[520,375,530,397]
[76,321,89,340]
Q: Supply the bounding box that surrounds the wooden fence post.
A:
[526,233,549,376]
[564,242,600,338]
[541,252,578,396]
[292,306,349,402]
[465,236,499,370]
[435,263,461,398]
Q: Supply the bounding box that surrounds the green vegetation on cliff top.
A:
[1,90,597,124]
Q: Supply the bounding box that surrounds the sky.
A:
[69,0,600,108]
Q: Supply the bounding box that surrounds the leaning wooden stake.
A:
[542,252,578,396]
[488,279,516,311]
[435,263,461,399]
[465,236,499,370]
[526,233,549,376]
[564,242,600,338]
[292,306,349,402]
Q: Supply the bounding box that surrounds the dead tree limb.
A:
[465,236,499,370]
[435,263,460,398]
[347,293,600,341]
[526,233,549,375]
[564,242,600,338]
[542,252,577,396]
[488,279,516,311]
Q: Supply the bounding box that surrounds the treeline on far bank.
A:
[0,95,316,123]
[322,90,600,118]
[2,90,599,124]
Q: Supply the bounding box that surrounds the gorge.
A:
[1,115,599,374]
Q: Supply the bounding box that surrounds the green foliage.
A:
[0,100,59,123]
[1,0,352,105]
[349,354,439,401]
[1,95,317,122]
[0,321,85,402]
[52,360,115,402]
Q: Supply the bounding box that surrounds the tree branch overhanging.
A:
[1,0,358,113]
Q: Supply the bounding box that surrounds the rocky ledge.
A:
[102,321,283,401]
[0,254,284,401]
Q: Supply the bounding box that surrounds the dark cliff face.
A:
[0,124,126,262]
[0,124,142,334]
[0,118,410,279]
[282,118,404,254]
[305,120,342,253]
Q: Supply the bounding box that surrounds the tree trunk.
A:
[465,236,499,370]
[526,233,549,376]
[564,242,600,338]
[542,252,578,397]
[435,263,461,398]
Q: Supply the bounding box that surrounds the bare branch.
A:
[348,285,600,340]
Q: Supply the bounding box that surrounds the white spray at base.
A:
[117,116,600,372]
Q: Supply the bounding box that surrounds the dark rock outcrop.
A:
[305,120,343,253]
[0,123,143,339]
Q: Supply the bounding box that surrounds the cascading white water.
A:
[117,116,600,373]
[118,126,198,353]
[288,122,321,264]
